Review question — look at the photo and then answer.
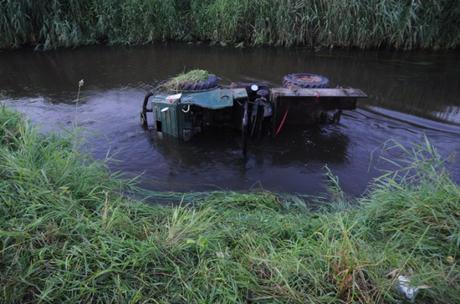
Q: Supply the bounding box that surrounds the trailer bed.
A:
[271,88,367,125]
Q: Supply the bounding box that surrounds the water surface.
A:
[1,44,459,195]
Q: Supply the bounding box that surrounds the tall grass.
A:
[0,106,459,303]
[1,0,458,50]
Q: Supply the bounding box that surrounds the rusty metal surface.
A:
[271,88,367,98]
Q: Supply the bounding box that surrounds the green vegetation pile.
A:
[0,106,459,303]
[159,69,210,91]
[1,0,459,50]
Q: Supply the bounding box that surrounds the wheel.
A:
[283,73,330,89]
[180,74,219,91]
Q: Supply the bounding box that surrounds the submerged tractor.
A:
[141,70,366,154]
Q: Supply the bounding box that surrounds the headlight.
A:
[250,84,259,92]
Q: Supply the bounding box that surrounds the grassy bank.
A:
[0,105,459,303]
[1,0,459,50]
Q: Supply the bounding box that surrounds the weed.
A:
[159,69,211,91]
[1,1,458,50]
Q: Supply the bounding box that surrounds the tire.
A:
[283,73,330,89]
[180,74,219,91]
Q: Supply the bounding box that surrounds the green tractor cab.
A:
[141,72,367,154]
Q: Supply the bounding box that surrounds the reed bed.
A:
[0,106,459,303]
[1,0,458,50]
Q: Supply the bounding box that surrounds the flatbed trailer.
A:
[270,87,367,126]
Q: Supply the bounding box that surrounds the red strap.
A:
[275,108,289,136]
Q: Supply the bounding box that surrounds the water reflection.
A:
[148,125,350,168]
[266,126,349,166]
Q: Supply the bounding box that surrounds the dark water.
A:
[1,44,459,196]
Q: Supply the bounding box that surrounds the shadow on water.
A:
[1,44,459,196]
[138,124,350,195]
[149,126,349,167]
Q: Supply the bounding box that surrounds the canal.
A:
[1,44,459,195]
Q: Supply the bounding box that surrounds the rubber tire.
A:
[180,74,219,91]
[283,73,330,89]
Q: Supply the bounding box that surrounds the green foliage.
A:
[1,0,459,50]
[0,107,22,148]
[0,108,459,303]
[0,0,181,49]
[160,69,211,91]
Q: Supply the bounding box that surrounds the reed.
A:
[0,0,458,50]
[1,106,459,303]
